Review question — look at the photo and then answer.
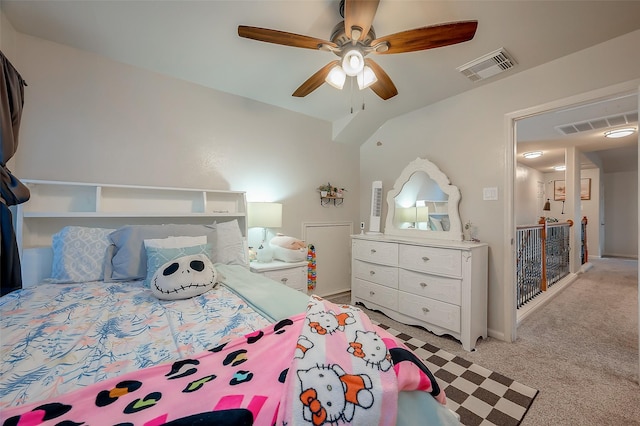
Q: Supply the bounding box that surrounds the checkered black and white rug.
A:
[376,322,539,426]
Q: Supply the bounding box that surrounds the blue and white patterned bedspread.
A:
[0,281,271,409]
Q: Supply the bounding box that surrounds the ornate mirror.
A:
[384,157,462,241]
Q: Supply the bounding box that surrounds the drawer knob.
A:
[422,256,430,262]
[420,282,427,288]
[281,278,288,283]
[369,291,375,296]
[422,307,430,314]
[370,249,377,254]
[369,270,375,275]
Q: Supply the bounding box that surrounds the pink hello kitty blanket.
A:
[1,296,445,425]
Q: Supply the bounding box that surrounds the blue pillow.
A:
[105,223,216,281]
[48,226,114,283]
[144,243,212,287]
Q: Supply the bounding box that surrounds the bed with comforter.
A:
[1,185,460,425]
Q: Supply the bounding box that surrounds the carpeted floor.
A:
[329,257,640,426]
[374,320,538,426]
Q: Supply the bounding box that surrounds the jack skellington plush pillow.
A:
[150,254,217,300]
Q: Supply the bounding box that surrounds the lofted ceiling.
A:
[1,0,639,169]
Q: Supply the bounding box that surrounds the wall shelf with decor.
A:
[317,182,346,206]
[320,195,344,206]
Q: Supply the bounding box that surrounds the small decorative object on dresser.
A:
[250,260,308,292]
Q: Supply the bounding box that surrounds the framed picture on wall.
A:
[554,178,591,201]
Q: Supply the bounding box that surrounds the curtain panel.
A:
[1,51,29,295]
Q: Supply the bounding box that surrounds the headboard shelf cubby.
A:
[15,180,248,286]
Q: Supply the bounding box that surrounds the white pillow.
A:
[143,243,212,288]
[144,235,207,249]
[150,254,218,300]
[48,226,114,283]
[215,219,248,267]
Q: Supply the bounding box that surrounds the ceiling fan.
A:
[238,0,477,100]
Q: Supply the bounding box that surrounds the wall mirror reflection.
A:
[385,157,463,241]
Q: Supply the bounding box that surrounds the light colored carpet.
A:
[329,257,639,425]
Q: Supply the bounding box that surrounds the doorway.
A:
[505,82,640,341]
[505,81,639,377]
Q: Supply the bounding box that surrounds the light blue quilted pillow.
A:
[48,226,114,283]
[144,243,212,288]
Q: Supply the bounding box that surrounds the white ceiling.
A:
[1,0,638,171]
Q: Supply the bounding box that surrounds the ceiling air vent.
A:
[555,111,638,136]
[457,48,516,82]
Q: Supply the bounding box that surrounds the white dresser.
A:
[351,234,488,351]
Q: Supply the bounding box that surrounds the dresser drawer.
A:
[352,239,398,266]
[353,260,398,288]
[262,267,306,291]
[399,245,462,277]
[399,291,460,333]
[353,278,398,310]
[399,269,461,305]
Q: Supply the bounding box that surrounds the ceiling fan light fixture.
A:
[523,151,543,159]
[357,65,377,90]
[325,65,346,90]
[342,49,364,76]
[604,127,636,138]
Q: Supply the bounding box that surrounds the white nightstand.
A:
[250,260,308,292]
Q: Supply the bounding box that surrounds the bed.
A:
[0,180,460,425]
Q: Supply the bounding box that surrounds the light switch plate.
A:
[483,187,498,200]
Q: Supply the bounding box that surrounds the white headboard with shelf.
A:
[15,179,248,286]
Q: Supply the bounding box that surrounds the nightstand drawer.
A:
[250,261,308,292]
[353,260,398,288]
[262,267,305,291]
[352,239,398,266]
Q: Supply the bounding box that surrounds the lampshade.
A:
[325,65,346,89]
[416,206,429,223]
[397,207,417,222]
[357,65,377,90]
[247,202,282,228]
[543,198,551,211]
[342,48,364,76]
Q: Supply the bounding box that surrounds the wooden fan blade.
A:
[292,61,340,97]
[366,59,398,100]
[238,26,337,50]
[344,0,380,41]
[371,21,478,54]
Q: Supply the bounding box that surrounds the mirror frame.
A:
[384,157,463,241]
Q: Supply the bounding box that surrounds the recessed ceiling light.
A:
[523,151,543,159]
[554,165,566,171]
[604,127,636,138]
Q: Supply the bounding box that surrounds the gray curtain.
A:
[1,51,29,295]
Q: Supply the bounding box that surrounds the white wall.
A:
[360,30,640,339]
[604,170,639,258]
[1,16,361,280]
[514,164,545,226]
[542,168,602,258]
